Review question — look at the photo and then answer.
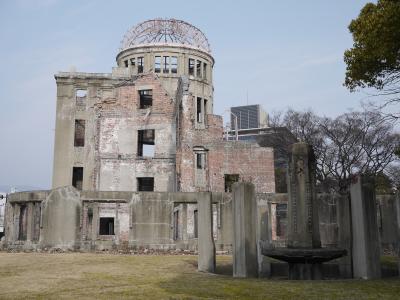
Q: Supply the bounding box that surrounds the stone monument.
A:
[262,143,346,280]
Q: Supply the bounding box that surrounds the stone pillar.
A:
[232,182,258,278]
[197,192,215,273]
[287,143,320,249]
[337,193,353,278]
[350,175,381,279]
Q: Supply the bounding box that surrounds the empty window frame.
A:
[76,89,87,106]
[130,58,136,66]
[154,56,161,73]
[137,177,154,191]
[163,56,170,73]
[203,62,207,79]
[18,205,27,241]
[99,217,114,235]
[224,174,239,192]
[137,129,155,157]
[74,119,85,147]
[194,209,198,238]
[188,58,195,76]
[173,210,179,240]
[196,97,202,123]
[72,167,83,190]
[171,56,178,73]
[139,89,153,109]
[196,152,205,169]
[196,60,202,78]
[137,57,144,73]
[124,60,129,68]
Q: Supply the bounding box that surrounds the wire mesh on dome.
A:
[119,19,211,54]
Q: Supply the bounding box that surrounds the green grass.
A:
[0,253,398,299]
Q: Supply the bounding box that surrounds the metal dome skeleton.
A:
[119,19,211,54]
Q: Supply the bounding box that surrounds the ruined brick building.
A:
[52,19,275,194]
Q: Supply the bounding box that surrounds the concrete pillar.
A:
[197,192,215,273]
[337,193,353,278]
[232,182,258,278]
[350,175,381,279]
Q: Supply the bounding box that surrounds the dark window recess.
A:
[188,58,195,75]
[137,57,144,73]
[130,58,136,66]
[74,120,85,147]
[163,56,169,73]
[137,177,154,191]
[196,153,204,169]
[204,99,208,120]
[197,97,202,122]
[173,211,179,240]
[137,129,155,157]
[171,56,178,73]
[18,205,27,241]
[224,174,239,192]
[276,204,288,238]
[72,167,83,190]
[154,56,161,73]
[194,210,198,238]
[124,60,129,68]
[196,60,202,77]
[203,63,207,79]
[139,89,153,109]
[99,217,114,235]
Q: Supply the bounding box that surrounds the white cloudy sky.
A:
[0,0,385,189]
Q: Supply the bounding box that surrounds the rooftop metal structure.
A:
[119,19,211,54]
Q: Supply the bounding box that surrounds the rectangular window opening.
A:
[196,60,202,78]
[163,56,170,73]
[154,56,161,73]
[99,217,114,235]
[196,153,204,169]
[18,205,27,241]
[188,58,195,76]
[137,177,154,191]
[196,97,202,123]
[171,56,178,74]
[138,129,155,157]
[204,99,208,121]
[74,119,85,147]
[72,167,83,190]
[139,89,153,109]
[130,58,136,66]
[224,174,239,192]
[173,210,179,240]
[137,57,144,73]
[203,63,207,79]
[124,60,129,68]
[194,209,198,238]
[76,89,87,106]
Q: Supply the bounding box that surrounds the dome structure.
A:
[119,19,211,54]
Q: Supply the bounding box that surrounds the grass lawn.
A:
[0,253,399,299]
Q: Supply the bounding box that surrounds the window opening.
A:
[188,58,195,75]
[74,120,85,147]
[276,204,288,238]
[224,174,239,192]
[173,210,179,240]
[196,97,202,123]
[72,167,83,190]
[171,56,178,73]
[203,63,207,79]
[130,58,136,66]
[194,209,198,238]
[18,205,27,241]
[139,89,153,109]
[154,56,161,73]
[137,177,154,191]
[76,89,87,106]
[137,57,144,73]
[137,129,155,157]
[124,60,129,68]
[163,56,170,73]
[99,217,114,235]
[196,60,202,78]
[196,153,204,169]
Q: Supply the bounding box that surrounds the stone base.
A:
[289,263,322,280]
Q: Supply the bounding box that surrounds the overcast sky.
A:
[0,0,379,189]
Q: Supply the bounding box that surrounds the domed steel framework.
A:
[119,19,211,54]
